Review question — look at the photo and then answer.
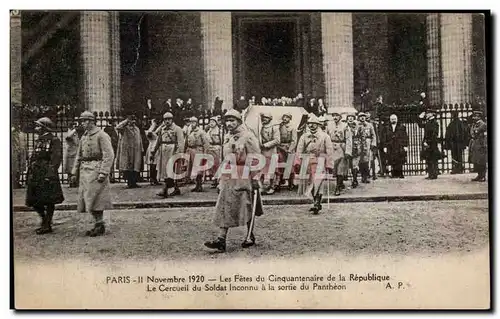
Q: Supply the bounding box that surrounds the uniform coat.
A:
[260,122,280,180]
[71,127,114,213]
[469,119,487,165]
[296,129,333,196]
[325,120,348,175]
[206,125,222,176]
[153,123,185,181]
[12,127,27,180]
[25,133,65,207]
[345,122,361,169]
[145,122,159,166]
[357,121,377,163]
[63,129,80,175]
[383,123,409,167]
[115,121,143,172]
[277,122,298,177]
[214,125,263,228]
[186,126,210,177]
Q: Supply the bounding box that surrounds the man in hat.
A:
[116,115,143,188]
[326,112,349,195]
[382,114,409,178]
[345,113,360,188]
[206,116,222,188]
[318,115,327,131]
[296,114,333,214]
[444,110,469,174]
[356,112,377,184]
[204,109,263,252]
[468,111,487,181]
[71,111,114,236]
[152,112,185,197]
[25,117,65,234]
[186,116,210,192]
[419,110,441,179]
[278,113,298,190]
[259,112,281,195]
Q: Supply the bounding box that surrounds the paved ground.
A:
[13,200,489,263]
[11,173,488,211]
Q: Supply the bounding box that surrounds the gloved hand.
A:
[97,173,106,183]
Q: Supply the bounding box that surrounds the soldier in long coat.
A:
[145,119,160,185]
[382,114,409,178]
[356,112,377,183]
[296,114,334,214]
[345,114,360,188]
[152,112,185,197]
[278,113,297,190]
[204,109,263,252]
[64,123,84,188]
[186,116,210,192]
[25,117,64,234]
[116,115,143,188]
[71,111,114,237]
[259,113,281,195]
[468,111,487,181]
[12,124,27,189]
[326,112,349,195]
[103,119,119,183]
[419,110,441,180]
[206,116,222,188]
[444,111,469,174]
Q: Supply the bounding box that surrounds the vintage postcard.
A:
[10,10,490,310]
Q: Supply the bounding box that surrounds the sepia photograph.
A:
[9,9,491,310]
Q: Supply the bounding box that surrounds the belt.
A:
[161,141,176,145]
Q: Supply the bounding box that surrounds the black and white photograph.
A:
[9,9,491,309]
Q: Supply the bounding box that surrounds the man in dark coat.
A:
[468,111,487,181]
[115,115,143,188]
[444,111,469,174]
[25,117,64,234]
[382,114,409,178]
[419,110,441,179]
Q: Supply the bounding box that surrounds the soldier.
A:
[296,114,334,214]
[345,114,360,188]
[204,109,263,252]
[116,115,143,188]
[278,113,298,190]
[259,112,280,195]
[71,111,114,237]
[145,118,160,185]
[152,112,185,197]
[206,116,222,188]
[365,113,379,180]
[186,116,210,192]
[469,111,487,182]
[102,118,119,183]
[318,115,327,131]
[25,117,65,234]
[356,112,377,184]
[64,122,84,188]
[325,112,349,196]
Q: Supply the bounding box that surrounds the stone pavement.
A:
[11,173,488,212]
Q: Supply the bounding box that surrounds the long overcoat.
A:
[153,123,185,181]
[469,119,487,165]
[421,119,441,161]
[63,129,80,175]
[383,123,409,166]
[12,127,27,178]
[115,121,143,172]
[206,125,222,176]
[326,120,348,175]
[71,127,114,213]
[25,133,64,207]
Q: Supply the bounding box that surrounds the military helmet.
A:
[224,109,242,121]
[163,112,174,119]
[282,113,292,120]
[307,114,321,125]
[34,117,55,131]
[189,116,198,122]
[357,112,367,118]
[79,111,95,121]
[260,112,273,120]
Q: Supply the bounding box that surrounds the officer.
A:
[204,109,263,252]
[259,112,280,195]
[186,116,210,192]
[206,116,222,188]
[25,117,64,234]
[71,111,114,237]
[278,113,298,190]
[345,114,360,188]
[326,112,349,195]
[357,112,377,184]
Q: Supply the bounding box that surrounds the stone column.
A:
[426,13,442,106]
[440,13,473,105]
[320,13,357,114]
[200,12,233,111]
[109,11,121,113]
[80,11,111,113]
[10,10,22,106]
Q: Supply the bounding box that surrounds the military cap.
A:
[318,115,327,123]
[210,116,219,122]
[307,114,321,125]
[282,113,292,120]
[163,112,174,119]
[260,112,273,120]
[79,111,95,121]
[472,110,483,117]
[346,114,356,120]
[357,112,367,118]
[189,116,198,122]
[34,117,55,130]
[224,109,242,121]
[331,111,341,116]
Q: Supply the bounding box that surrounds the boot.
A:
[37,204,55,235]
[310,194,322,214]
[129,172,141,188]
[287,176,296,191]
[351,169,359,188]
[204,237,226,252]
[361,163,370,183]
[86,223,106,237]
[192,175,203,192]
[157,182,168,198]
[242,233,256,248]
[168,183,181,196]
[371,161,377,180]
[334,176,342,196]
[34,206,46,232]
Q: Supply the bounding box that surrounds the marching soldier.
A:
[278,113,298,190]
[296,114,333,214]
[186,116,210,192]
[204,109,263,252]
[356,112,377,184]
[469,111,487,182]
[25,117,65,234]
[259,112,280,195]
[152,112,185,197]
[326,112,349,195]
[206,116,222,188]
[71,111,114,237]
[345,114,360,188]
